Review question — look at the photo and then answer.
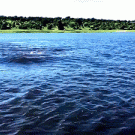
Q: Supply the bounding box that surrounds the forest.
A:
[0,15,135,31]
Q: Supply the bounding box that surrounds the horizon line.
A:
[0,15,135,21]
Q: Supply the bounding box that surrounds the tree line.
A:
[0,15,135,30]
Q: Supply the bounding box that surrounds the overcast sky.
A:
[1,0,135,20]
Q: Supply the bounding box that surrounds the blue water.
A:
[0,33,135,135]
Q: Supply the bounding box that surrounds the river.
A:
[0,33,135,134]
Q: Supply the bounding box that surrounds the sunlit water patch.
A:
[0,33,135,135]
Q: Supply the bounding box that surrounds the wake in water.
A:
[1,47,65,64]
[9,50,52,63]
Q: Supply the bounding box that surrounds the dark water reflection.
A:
[0,33,135,134]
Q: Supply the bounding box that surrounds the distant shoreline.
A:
[0,29,135,33]
[0,16,135,33]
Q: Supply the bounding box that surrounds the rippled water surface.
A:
[0,33,135,135]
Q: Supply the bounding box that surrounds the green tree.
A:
[58,20,64,30]
[1,21,11,30]
[69,22,79,29]
[11,21,16,28]
[75,18,83,28]
[47,23,53,30]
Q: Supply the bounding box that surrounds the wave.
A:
[1,48,65,64]
[8,53,55,64]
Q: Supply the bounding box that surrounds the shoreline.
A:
[0,29,135,33]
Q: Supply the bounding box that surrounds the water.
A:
[0,33,135,135]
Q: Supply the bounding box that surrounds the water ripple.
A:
[0,33,135,134]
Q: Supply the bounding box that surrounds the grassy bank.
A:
[0,28,135,33]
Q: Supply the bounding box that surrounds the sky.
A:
[1,0,135,20]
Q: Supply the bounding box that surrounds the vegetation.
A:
[0,15,135,33]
